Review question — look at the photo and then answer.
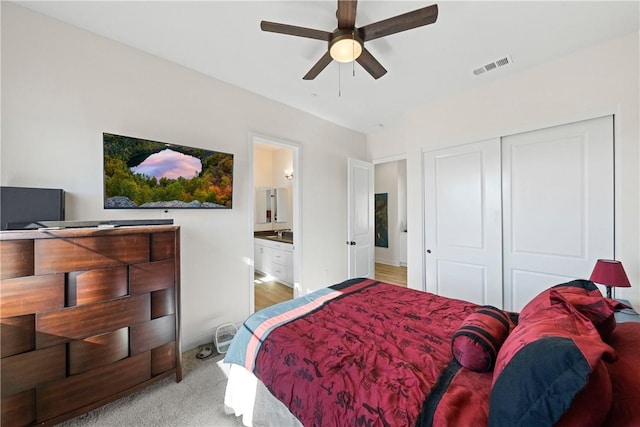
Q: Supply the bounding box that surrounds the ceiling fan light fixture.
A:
[260,2,439,80]
[329,31,363,63]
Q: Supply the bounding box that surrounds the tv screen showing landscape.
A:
[103,133,233,209]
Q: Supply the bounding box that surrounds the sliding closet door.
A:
[424,138,503,306]
[502,116,614,311]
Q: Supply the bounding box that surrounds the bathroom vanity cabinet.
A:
[254,237,293,286]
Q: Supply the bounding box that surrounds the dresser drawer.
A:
[272,249,286,265]
[271,264,286,278]
[0,240,34,279]
[34,235,149,275]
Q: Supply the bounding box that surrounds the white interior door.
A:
[348,158,374,279]
[502,116,614,311]
[424,139,503,306]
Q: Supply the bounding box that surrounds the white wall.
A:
[368,122,407,160]
[1,3,367,350]
[254,147,274,188]
[271,148,293,229]
[253,145,293,232]
[368,31,640,308]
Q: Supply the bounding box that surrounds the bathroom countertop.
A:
[254,230,293,244]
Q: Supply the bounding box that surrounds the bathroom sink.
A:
[256,234,293,243]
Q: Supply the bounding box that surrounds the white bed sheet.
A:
[224,363,303,427]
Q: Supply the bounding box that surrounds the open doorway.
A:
[373,157,407,287]
[250,134,300,312]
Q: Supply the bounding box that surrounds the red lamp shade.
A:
[590,259,631,298]
[590,259,631,287]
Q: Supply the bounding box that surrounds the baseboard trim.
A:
[182,330,216,352]
[375,260,402,267]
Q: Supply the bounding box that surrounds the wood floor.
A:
[254,272,293,312]
[254,263,407,311]
[375,263,408,287]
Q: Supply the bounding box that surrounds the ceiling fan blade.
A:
[303,51,333,80]
[261,21,332,41]
[356,48,387,79]
[359,4,438,42]
[337,0,358,29]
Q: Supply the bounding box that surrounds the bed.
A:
[223,277,640,427]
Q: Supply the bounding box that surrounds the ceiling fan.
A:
[260,1,438,80]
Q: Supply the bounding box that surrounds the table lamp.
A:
[589,259,631,298]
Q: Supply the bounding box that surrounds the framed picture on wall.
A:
[375,193,388,248]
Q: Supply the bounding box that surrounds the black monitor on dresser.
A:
[0,186,65,230]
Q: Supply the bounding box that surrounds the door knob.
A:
[346,241,356,245]
[426,249,432,254]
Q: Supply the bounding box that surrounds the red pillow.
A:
[519,279,602,321]
[549,289,626,339]
[520,279,629,339]
[555,360,612,427]
[489,293,616,427]
[451,306,512,372]
[603,323,640,426]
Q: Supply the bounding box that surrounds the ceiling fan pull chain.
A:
[338,62,341,97]
[352,31,356,77]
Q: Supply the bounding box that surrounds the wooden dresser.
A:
[0,225,182,426]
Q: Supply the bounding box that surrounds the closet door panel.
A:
[508,134,584,256]
[424,138,503,306]
[509,270,574,313]
[436,260,487,305]
[503,115,614,311]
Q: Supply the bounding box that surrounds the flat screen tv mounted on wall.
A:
[103,133,234,209]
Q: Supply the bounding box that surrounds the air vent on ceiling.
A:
[473,55,512,76]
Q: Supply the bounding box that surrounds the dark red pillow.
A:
[489,293,617,427]
[519,279,602,321]
[603,323,640,426]
[549,289,626,339]
[451,306,511,372]
[520,279,628,339]
[555,360,612,427]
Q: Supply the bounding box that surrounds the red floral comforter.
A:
[249,278,478,426]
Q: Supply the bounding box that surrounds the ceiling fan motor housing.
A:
[329,29,364,62]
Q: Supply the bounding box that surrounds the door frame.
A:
[248,132,301,313]
[346,153,409,282]
[371,154,408,270]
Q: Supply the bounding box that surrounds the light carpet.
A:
[59,348,245,427]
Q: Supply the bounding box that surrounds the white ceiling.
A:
[15,1,640,134]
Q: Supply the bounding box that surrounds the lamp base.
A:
[606,286,612,299]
